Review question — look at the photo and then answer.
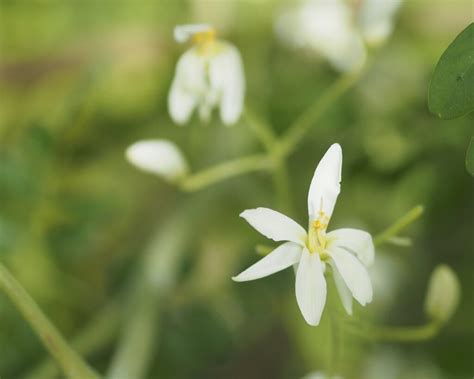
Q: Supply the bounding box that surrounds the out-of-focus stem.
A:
[273,159,293,214]
[243,107,277,151]
[179,154,271,192]
[344,319,441,342]
[279,70,364,157]
[373,205,424,247]
[106,200,203,379]
[24,301,121,379]
[0,263,99,379]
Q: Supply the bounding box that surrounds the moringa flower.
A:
[275,0,402,72]
[126,139,189,182]
[233,143,374,326]
[168,24,245,126]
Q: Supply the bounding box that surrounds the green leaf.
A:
[429,23,474,119]
[467,137,474,176]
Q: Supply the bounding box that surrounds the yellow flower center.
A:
[192,28,221,55]
[308,211,330,260]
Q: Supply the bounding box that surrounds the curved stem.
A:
[0,263,99,379]
[374,205,424,247]
[343,319,441,343]
[243,107,277,151]
[179,154,271,192]
[279,70,364,157]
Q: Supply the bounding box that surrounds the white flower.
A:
[233,143,374,326]
[275,0,402,72]
[168,24,245,126]
[126,139,189,182]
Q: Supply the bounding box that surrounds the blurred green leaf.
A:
[428,23,474,119]
[466,137,474,176]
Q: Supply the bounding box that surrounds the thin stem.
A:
[106,200,203,379]
[0,263,99,379]
[243,107,277,151]
[179,154,271,192]
[374,205,424,247]
[273,159,293,214]
[328,306,341,376]
[24,301,121,379]
[344,319,441,343]
[279,70,364,157]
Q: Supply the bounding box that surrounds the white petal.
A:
[209,45,245,126]
[168,50,207,125]
[357,0,402,46]
[240,208,307,245]
[174,23,213,43]
[296,249,327,326]
[126,140,188,181]
[168,81,197,125]
[307,143,342,223]
[275,0,366,72]
[326,228,375,267]
[332,264,353,315]
[330,249,373,306]
[232,242,302,282]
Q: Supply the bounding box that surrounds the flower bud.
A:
[424,264,460,323]
[126,139,189,182]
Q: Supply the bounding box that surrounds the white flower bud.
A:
[126,140,189,182]
[424,264,461,323]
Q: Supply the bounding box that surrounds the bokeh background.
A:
[0,1,473,378]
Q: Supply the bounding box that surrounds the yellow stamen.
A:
[192,28,217,45]
[308,211,330,259]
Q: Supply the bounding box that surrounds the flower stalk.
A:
[373,205,424,247]
[0,262,99,379]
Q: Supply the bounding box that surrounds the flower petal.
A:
[174,23,213,43]
[126,140,189,181]
[232,242,302,282]
[209,44,245,126]
[330,248,373,306]
[168,50,207,125]
[240,208,307,245]
[357,0,402,46]
[327,228,374,267]
[332,264,353,315]
[307,143,342,223]
[295,249,327,326]
[168,82,197,125]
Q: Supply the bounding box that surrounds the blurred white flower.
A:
[168,24,245,126]
[126,139,189,182]
[275,0,402,72]
[358,0,403,46]
[233,143,374,326]
[424,264,460,323]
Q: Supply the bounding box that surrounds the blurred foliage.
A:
[0,1,473,379]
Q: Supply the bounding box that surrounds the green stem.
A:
[279,70,364,157]
[0,263,99,379]
[106,200,203,379]
[344,320,441,342]
[179,154,271,192]
[24,301,121,379]
[373,205,424,247]
[370,322,441,342]
[243,107,277,151]
[273,159,293,214]
[328,306,341,376]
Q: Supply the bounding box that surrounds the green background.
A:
[0,1,473,378]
